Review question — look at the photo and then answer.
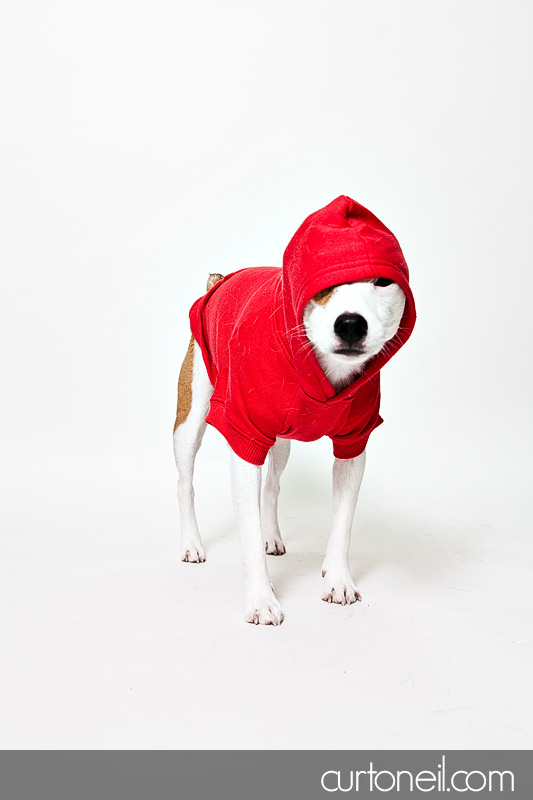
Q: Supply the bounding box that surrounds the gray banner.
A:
[0,751,530,800]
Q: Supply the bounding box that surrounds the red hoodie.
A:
[189,195,416,466]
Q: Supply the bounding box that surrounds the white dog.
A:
[173,196,415,625]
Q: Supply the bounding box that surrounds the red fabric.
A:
[189,195,416,465]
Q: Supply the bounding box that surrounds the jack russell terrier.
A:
[173,195,416,625]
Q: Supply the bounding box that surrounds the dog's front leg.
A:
[230,451,284,625]
[321,451,366,605]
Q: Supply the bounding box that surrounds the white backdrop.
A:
[1,0,532,749]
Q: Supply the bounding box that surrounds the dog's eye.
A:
[374,277,394,287]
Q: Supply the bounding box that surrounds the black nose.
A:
[334,314,368,345]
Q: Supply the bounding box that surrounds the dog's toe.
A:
[321,574,362,605]
[264,537,286,556]
[245,596,284,625]
[181,545,206,563]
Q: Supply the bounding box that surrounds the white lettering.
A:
[465,771,486,792]
[320,759,515,795]
[354,771,366,792]
[374,770,395,792]
[338,772,354,793]
[396,770,414,791]
[321,771,339,793]
[368,762,376,791]
[415,771,437,792]
[451,770,468,792]
[489,770,515,792]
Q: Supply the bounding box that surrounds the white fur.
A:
[303,280,405,391]
[173,279,405,624]
[173,339,213,563]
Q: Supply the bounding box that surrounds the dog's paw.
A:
[244,595,285,625]
[181,544,206,563]
[264,536,286,556]
[321,569,362,605]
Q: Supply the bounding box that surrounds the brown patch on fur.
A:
[207,273,224,291]
[174,274,223,433]
[173,336,196,432]
[312,285,337,306]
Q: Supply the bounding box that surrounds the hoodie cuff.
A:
[206,402,272,466]
[332,435,370,460]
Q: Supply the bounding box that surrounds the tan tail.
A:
[173,336,195,433]
[173,273,224,433]
[206,272,224,291]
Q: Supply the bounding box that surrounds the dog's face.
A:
[303,278,406,375]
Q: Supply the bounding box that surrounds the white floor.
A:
[1,437,531,751]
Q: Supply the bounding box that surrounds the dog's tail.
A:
[206,273,224,291]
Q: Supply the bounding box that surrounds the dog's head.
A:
[280,197,415,392]
[303,278,406,379]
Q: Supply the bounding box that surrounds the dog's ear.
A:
[206,273,224,291]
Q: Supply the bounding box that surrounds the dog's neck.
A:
[314,350,368,393]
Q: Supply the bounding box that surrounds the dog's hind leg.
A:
[262,438,291,555]
[321,451,366,605]
[173,336,213,563]
[230,451,284,625]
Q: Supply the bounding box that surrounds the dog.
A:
[173,196,415,625]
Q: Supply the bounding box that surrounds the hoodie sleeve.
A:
[206,394,278,466]
[329,413,383,459]
[328,376,383,459]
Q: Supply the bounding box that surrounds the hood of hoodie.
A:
[281,195,416,403]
